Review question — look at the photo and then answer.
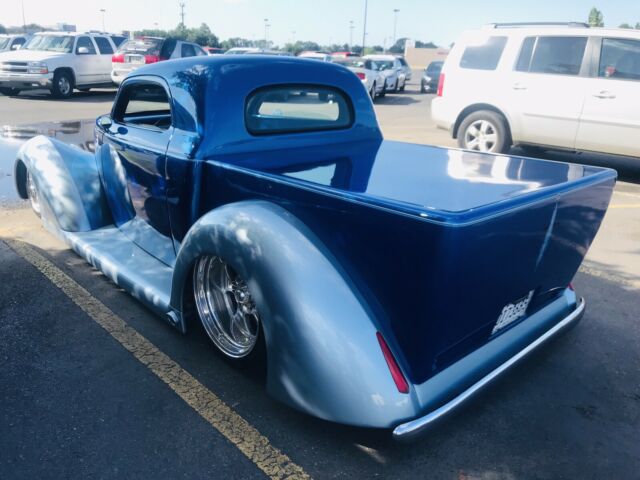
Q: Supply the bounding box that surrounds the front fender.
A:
[15,135,112,232]
[170,200,418,428]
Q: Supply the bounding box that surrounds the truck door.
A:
[575,36,640,157]
[93,36,116,84]
[99,76,176,266]
[74,36,102,85]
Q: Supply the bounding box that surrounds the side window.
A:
[181,43,196,57]
[12,37,26,49]
[460,36,507,70]
[159,39,177,59]
[599,38,640,80]
[195,46,208,56]
[94,37,114,55]
[76,36,96,55]
[398,58,407,66]
[528,36,587,75]
[245,85,353,135]
[515,37,536,72]
[114,82,172,130]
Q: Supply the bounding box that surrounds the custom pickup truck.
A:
[14,56,616,440]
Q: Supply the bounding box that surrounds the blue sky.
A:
[5,0,640,47]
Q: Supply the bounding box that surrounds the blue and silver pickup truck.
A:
[14,56,616,440]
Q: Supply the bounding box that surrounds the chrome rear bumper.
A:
[393,298,586,441]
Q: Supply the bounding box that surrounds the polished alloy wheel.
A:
[26,170,42,217]
[193,256,260,358]
[464,119,498,152]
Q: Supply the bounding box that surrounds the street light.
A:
[393,8,400,46]
[264,18,270,46]
[100,8,106,32]
[361,0,368,55]
[349,20,354,50]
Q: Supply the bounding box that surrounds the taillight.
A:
[356,72,366,80]
[144,55,160,64]
[437,73,445,97]
[376,332,409,394]
[568,283,574,291]
[111,53,124,63]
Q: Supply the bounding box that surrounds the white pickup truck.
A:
[0,31,125,98]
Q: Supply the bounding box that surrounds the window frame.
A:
[75,36,97,55]
[244,83,355,136]
[513,35,591,78]
[111,76,174,132]
[459,35,508,71]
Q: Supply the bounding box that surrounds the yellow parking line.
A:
[608,204,640,209]
[3,238,310,480]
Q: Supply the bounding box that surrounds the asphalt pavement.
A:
[0,75,638,479]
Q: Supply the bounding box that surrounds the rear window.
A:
[245,85,353,135]
[110,35,127,48]
[460,36,507,70]
[94,36,113,55]
[518,36,587,75]
[599,37,640,80]
[118,38,163,55]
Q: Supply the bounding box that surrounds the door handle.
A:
[512,83,527,90]
[593,90,616,99]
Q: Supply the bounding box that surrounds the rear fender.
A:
[170,200,418,427]
[15,135,112,232]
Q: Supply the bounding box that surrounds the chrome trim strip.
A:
[393,298,586,441]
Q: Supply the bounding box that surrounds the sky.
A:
[4,0,640,48]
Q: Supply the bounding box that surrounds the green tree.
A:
[619,23,632,28]
[636,22,640,29]
[588,7,604,27]
[0,24,6,34]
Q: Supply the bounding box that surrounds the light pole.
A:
[393,8,400,46]
[100,8,106,32]
[361,0,368,55]
[264,18,270,46]
[349,20,354,50]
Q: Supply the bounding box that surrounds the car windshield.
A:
[375,60,395,71]
[118,38,163,55]
[0,37,11,50]
[23,35,74,53]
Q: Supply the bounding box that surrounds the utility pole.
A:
[100,9,106,32]
[264,18,270,46]
[393,8,400,46]
[361,0,368,55]
[21,0,27,33]
[179,2,186,26]
[349,20,354,50]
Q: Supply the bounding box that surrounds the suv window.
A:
[599,38,640,80]
[245,85,353,135]
[94,36,114,55]
[114,82,172,130]
[11,37,26,49]
[460,36,507,70]
[159,39,177,59]
[181,43,197,57]
[76,36,96,55]
[518,36,587,76]
[110,35,127,48]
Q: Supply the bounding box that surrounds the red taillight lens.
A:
[437,73,445,97]
[356,72,366,80]
[376,332,409,394]
[144,55,160,64]
[111,53,124,63]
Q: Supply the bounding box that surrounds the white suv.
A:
[0,31,121,98]
[432,23,640,157]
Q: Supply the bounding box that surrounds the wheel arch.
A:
[453,103,512,140]
[53,66,76,86]
[169,200,420,427]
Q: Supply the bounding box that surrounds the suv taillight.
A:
[356,72,366,80]
[111,53,124,63]
[437,73,445,97]
[144,55,160,64]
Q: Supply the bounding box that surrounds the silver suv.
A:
[432,22,640,157]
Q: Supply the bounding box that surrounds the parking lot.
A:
[1,74,639,479]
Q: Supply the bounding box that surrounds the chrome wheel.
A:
[464,119,498,152]
[193,256,260,358]
[26,170,41,217]
[57,76,71,96]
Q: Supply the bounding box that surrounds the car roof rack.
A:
[484,22,590,29]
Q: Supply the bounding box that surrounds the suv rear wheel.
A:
[51,71,74,99]
[458,110,511,154]
[0,87,20,96]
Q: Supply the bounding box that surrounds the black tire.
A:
[392,79,399,93]
[370,82,376,100]
[457,110,511,154]
[0,87,20,96]
[420,81,427,94]
[378,88,386,98]
[399,80,406,92]
[51,70,74,99]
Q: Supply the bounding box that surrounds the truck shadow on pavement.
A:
[8,90,117,103]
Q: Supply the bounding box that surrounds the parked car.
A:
[0,34,30,52]
[111,37,207,85]
[224,47,261,55]
[331,51,358,58]
[205,47,225,55]
[332,56,386,99]
[421,60,443,93]
[432,23,640,157]
[0,31,119,98]
[297,51,333,62]
[364,54,407,92]
[396,56,412,81]
[15,55,615,439]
